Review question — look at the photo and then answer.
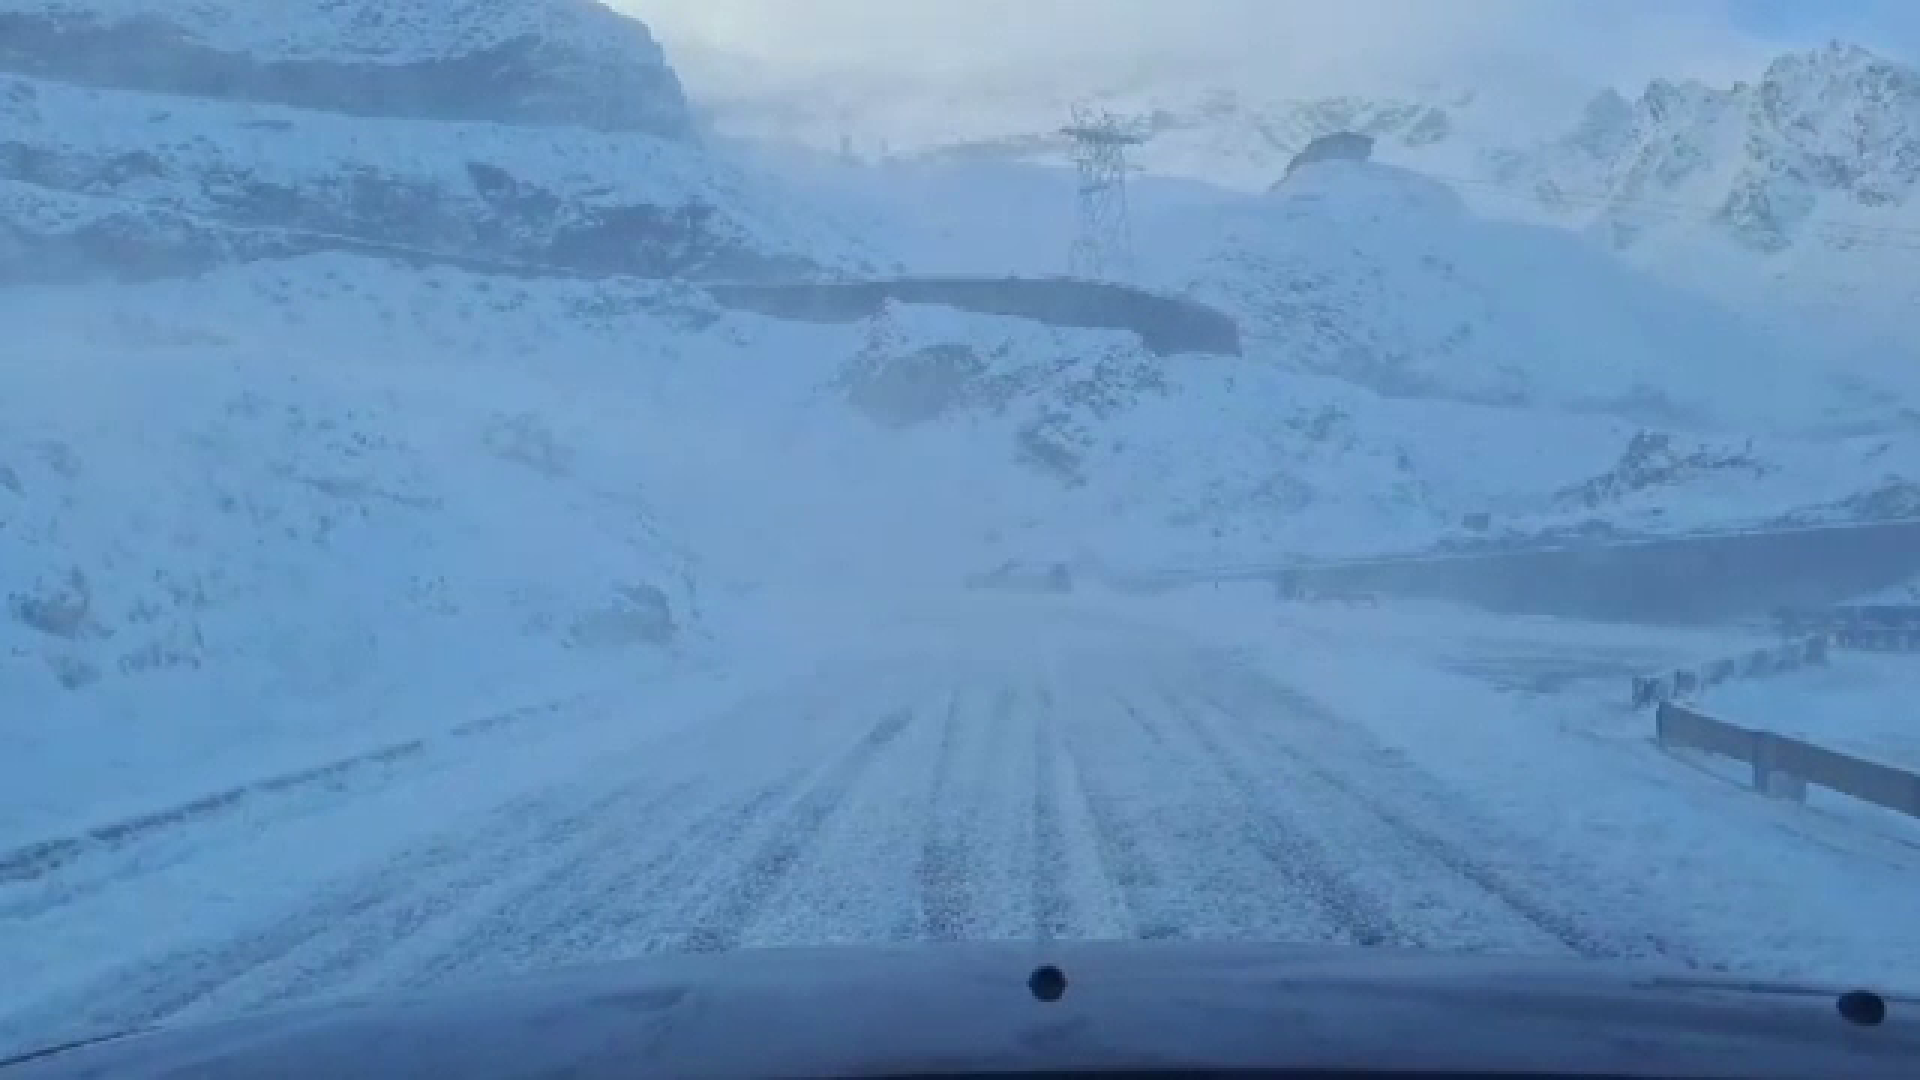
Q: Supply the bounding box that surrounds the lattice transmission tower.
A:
[1059,104,1144,278]
[1063,105,1148,282]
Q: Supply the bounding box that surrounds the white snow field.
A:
[1705,651,1920,775]
[8,0,1920,1063]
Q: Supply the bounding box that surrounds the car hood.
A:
[6,940,1914,1078]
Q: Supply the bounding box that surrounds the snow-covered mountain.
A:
[760,145,1907,431]
[0,0,691,135]
[0,70,865,284]
[0,0,881,286]
[0,0,825,772]
[1183,161,1869,426]
[696,43,1920,344]
[1517,45,1920,334]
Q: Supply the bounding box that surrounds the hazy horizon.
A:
[628,0,1920,105]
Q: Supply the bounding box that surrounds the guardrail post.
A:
[1631,677,1654,709]
[1751,734,1807,803]
[1673,669,1699,699]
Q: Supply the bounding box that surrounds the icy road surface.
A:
[3,600,1917,1057]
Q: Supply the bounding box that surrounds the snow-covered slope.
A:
[0,0,691,135]
[0,0,891,288]
[1188,161,1867,427]
[0,261,703,833]
[0,0,854,826]
[698,43,1920,352]
[771,148,1893,431]
[0,71,867,283]
[1516,46,1920,338]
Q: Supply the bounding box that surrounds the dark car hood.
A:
[6,940,1915,1078]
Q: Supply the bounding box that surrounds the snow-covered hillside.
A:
[0,0,884,286]
[758,146,1909,432]
[8,0,1920,829]
[0,71,868,283]
[1546,46,1920,334]
[0,0,690,134]
[1187,161,1866,426]
[0,0,827,828]
[0,266,707,833]
[699,43,1920,349]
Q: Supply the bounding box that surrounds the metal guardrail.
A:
[1655,702,1920,820]
[1630,635,1830,710]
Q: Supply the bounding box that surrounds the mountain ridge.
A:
[690,41,1920,338]
[0,0,692,135]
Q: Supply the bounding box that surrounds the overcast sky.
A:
[628,0,1920,97]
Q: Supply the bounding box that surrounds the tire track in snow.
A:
[403,775,808,990]
[457,683,932,969]
[252,773,725,1006]
[1183,656,1698,964]
[1151,687,1411,949]
[1058,659,1361,944]
[677,707,915,954]
[905,684,1033,940]
[0,687,776,1042]
[1203,678,1611,956]
[1047,676,1186,942]
[3,773,654,1043]
[188,679,892,1007]
[1029,687,1072,942]
[914,690,970,943]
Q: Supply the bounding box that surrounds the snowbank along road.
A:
[0,601,1810,1057]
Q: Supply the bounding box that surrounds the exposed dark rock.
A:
[1281,131,1374,181]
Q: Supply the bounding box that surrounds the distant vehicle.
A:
[6,941,1912,1078]
[966,559,1074,593]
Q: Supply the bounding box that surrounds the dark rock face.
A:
[1281,131,1375,181]
[0,2,692,138]
[1556,430,1771,511]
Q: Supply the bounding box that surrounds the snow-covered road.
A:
[2,604,1732,1058]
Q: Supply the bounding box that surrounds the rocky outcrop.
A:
[1278,131,1374,183]
[0,0,692,137]
[1511,44,1920,258]
[1554,430,1771,511]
